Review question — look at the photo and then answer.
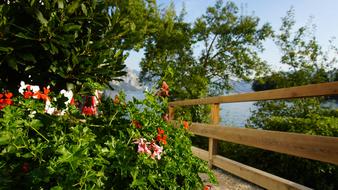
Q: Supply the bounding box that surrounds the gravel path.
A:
[200,168,264,190]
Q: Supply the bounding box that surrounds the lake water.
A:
[104,90,255,127]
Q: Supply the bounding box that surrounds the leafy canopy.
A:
[0,0,157,92]
[140,0,272,100]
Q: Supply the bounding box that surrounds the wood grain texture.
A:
[189,122,338,165]
[169,81,338,106]
[191,146,208,161]
[208,104,220,168]
[168,106,175,120]
[212,155,312,190]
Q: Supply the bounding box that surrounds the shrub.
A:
[0,83,215,189]
[217,99,338,189]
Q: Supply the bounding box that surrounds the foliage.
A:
[140,0,272,123]
[0,84,215,189]
[140,0,272,99]
[218,8,338,189]
[0,0,157,92]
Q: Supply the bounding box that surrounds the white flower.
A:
[28,111,37,118]
[44,100,56,115]
[18,81,40,95]
[60,89,73,105]
[30,85,40,93]
[93,90,102,106]
[18,81,26,94]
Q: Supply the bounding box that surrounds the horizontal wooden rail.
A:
[191,146,208,161]
[188,122,338,165]
[169,81,338,106]
[213,155,311,190]
[191,147,310,190]
[169,82,338,189]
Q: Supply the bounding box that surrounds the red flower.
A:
[33,87,50,101]
[132,120,142,129]
[23,86,33,99]
[4,92,13,99]
[82,106,96,116]
[183,121,189,129]
[204,185,212,190]
[4,99,13,105]
[157,128,164,134]
[0,91,14,110]
[156,128,167,145]
[70,97,75,105]
[21,162,29,173]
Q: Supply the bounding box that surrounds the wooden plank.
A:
[169,81,338,106]
[212,155,312,190]
[168,106,175,121]
[208,104,220,168]
[210,103,220,124]
[189,122,338,165]
[191,146,208,161]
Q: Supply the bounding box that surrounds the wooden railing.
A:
[168,81,338,190]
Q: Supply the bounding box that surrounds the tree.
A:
[0,0,158,93]
[140,0,272,100]
[139,0,272,124]
[224,8,338,189]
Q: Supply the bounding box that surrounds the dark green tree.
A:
[0,0,158,93]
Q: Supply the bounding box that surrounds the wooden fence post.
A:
[168,106,175,121]
[209,103,220,168]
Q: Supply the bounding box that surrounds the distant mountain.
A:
[109,69,253,94]
[228,80,253,94]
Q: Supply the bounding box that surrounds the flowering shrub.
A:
[0,82,215,189]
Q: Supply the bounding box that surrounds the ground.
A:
[200,168,263,190]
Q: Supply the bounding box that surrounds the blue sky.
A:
[126,0,338,71]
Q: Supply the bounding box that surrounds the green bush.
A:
[0,84,215,189]
[217,99,338,189]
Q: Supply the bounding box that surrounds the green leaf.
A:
[67,0,80,14]
[71,53,79,65]
[0,132,11,145]
[22,152,33,158]
[41,43,49,51]
[50,43,59,54]
[7,57,18,71]
[81,3,87,16]
[0,46,13,53]
[24,65,35,71]
[64,24,81,32]
[15,32,35,40]
[51,186,63,190]
[20,53,37,63]
[57,0,64,9]
[36,10,48,26]
[30,0,37,6]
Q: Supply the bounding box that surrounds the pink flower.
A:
[156,81,170,97]
[162,113,169,121]
[134,138,163,160]
[161,81,169,97]
[134,138,151,155]
[150,142,163,160]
